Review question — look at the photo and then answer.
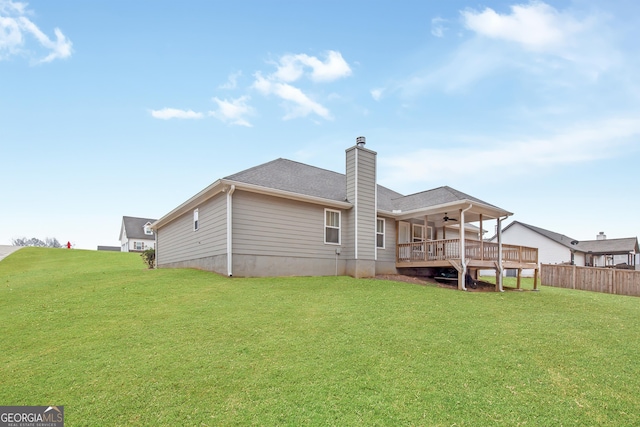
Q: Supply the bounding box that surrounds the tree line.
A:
[12,237,63,248]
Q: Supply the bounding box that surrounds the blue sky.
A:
[2,0,639,249]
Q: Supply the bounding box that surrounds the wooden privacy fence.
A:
[541,264,640,297]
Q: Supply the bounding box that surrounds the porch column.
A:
[479,214,484,260]
[497,217,504,292]
[457,206,472,290]
[424,215,429,261]
[458,208,465,290]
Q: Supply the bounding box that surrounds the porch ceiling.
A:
[388,200,512,224]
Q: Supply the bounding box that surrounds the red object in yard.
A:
[67,241,71,249]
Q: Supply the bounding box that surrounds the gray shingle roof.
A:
[225,158,349,202]
[577,238,639,254]
[224,159,495,212]
[122,216,157,239]
[507,221,639,254]
[507,221,580,249]
[223,158,402,211]
[390,186,499,212]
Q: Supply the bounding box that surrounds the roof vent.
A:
[356,136,366,147]
[597,232,606,240]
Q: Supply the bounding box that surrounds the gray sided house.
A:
[120,216,157,252]
[153,139,539,290]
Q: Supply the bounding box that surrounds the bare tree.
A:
[12,237,63,248]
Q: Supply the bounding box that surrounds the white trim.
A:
[412,224,425,242]
[193,209,199,231]
[226,185,236,276]
[375,155,378,260]
[324,208,341,245]
[354,148,358,259]
[152,179,352,231]
[376,218,385,250]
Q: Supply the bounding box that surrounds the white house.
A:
[120,216,157,252]
[488,221,639,274]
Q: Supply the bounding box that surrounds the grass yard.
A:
[1,248,639,426]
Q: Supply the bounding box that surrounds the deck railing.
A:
[397,239,538,264]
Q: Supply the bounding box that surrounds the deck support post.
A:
[496,216,504,292]
[457,205,472,291]
[479,214,484,260]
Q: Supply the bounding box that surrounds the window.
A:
[134,241,144,251]
[412,224,425,242]
[376,218,385,249]
[325,209,341,244]
[193,209,199,231]
[144,223,153,235]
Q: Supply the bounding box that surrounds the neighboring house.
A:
[97,245,120,252]
[120,216,157,252]
[493,221,639,271]
[577,232,639,269]
[152,138,538,290]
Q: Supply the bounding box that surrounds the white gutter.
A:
[151,179,353,231]
[226,185,236,277]
[387,200,512,221]
[459,204,473,291]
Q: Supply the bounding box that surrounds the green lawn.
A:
[1,248,639,426]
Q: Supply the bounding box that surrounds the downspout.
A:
[497,214,508,292]
[154,228,158,269]
[459,204,473,291]
[226,185,236,277]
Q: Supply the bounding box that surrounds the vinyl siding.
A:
[499,223,569,265]
[356,150,376,260]
[345,146,377,261]
[157,193,227,265]
[232,191,344,259]
[376,217,397,263]
[344,149,356,259]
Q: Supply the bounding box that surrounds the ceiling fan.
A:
[443,213,457,222]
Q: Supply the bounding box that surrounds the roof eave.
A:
[224,179,353,209]
[152,179,225,229]
[389,199,512,221]
[152,179,353,230]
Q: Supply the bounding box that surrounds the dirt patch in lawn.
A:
[374,274,500,292]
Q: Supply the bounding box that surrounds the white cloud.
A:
[380,116,640,188]
[431,17,448,38]
[274,50,352,83]
[251,51,350,120]
[219,71,242,90]
[398,1,617,95]
[370,88,384,101]
[209,96,254,127]
[150,108,204,120]
[461,1,581,53]
[253,74,330,120]
[0,0,26,15]
[0,0,72,63]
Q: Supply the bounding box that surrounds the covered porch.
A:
[389,199,539,291]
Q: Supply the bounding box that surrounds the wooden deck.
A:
[396,239,538,270]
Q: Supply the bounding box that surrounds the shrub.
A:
[141,248,155,269]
